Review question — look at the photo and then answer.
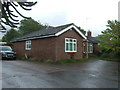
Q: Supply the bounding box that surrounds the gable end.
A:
[55,25,87,39]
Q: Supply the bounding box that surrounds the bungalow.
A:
[11,23,100,61]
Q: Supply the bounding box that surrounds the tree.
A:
[2,29,21,43]
[2,18,51,43]
[0,1,37,30]
[1,36,6,42]
[98,20,120,58]
[18,18,50,35]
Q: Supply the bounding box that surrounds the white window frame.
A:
[65,38,77,52]
[25,40,31,50]
[88,43,93,53]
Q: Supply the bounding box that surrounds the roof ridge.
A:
[11,23,86,42]
[54,23,74,28]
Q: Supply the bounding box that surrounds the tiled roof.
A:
[87,37,100,43]
[11,23,75,42]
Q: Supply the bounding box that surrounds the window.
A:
[88,43,93,53]
[26,40,31,50]
[83,43,86,53]
[65,38,77,52]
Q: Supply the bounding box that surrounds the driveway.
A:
[2,59,119,88]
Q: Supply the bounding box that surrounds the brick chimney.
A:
[87,30,92,37]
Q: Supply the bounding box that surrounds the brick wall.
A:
[12,29,84,61]
[55,29,84,61]
[13,37,57,60]
[93,43,100,54]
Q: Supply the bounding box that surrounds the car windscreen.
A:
[0,46,12,51]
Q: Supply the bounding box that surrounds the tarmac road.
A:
[2,60,119,88]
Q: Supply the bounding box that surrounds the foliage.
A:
[19,57,53,63]
[0,1,37,30]
[18,56,90,64]
[98,20,120,60]
[2,29,21,43]
[18,18,50,35]
[2,18,51,43]
[55,58,89,64]
[88,54,98,59]
[1,36,6,42]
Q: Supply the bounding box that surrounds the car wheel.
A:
[13,57,16,60]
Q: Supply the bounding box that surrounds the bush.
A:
[100,53,109,58]
[44,59,53,63]
[88,54,98,59]
[55,58,89,64]
[100,51,119,62]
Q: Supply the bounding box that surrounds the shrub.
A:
[88,54,98,59]
[55,58,89,64]
[100,50,120,62]
[44,59,53,63]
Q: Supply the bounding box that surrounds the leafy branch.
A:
[0,1,37,30]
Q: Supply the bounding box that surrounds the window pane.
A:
[70,43,72,51]
[90,45,92,52]
[83,43,85,52]
[70,39,72,42]
[88,43,92,53]
[66,39,69,42]
[28,44,30,49]
[74,43,76,51]
[27,44,28,48]
[88,45,90,52]
[73,40,76,42]
[66,43,69,51]
[30,44,31,49]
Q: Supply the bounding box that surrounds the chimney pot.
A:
[87,30,92,37]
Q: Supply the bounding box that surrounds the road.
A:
[2,60,119,88]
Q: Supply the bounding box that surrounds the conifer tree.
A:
[0,1,37,30]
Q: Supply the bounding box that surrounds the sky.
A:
[0,0,119,39]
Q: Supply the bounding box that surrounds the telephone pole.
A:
[118,1,120,21]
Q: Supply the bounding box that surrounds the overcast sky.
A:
[0,0,119,39]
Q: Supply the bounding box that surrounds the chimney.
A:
[87,30,92,37]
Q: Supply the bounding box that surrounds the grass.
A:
[17,53,101,64]
[17,56,90,64]
[18,57,54,63]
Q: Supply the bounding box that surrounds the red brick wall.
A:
[13,37,57,60]
[55,29,84,61]
[31,37,56,60]
[93,43,100,54]
[12,41,26,57]
[12,29,84,61]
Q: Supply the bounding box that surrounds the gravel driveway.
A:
[2,59,119,88]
